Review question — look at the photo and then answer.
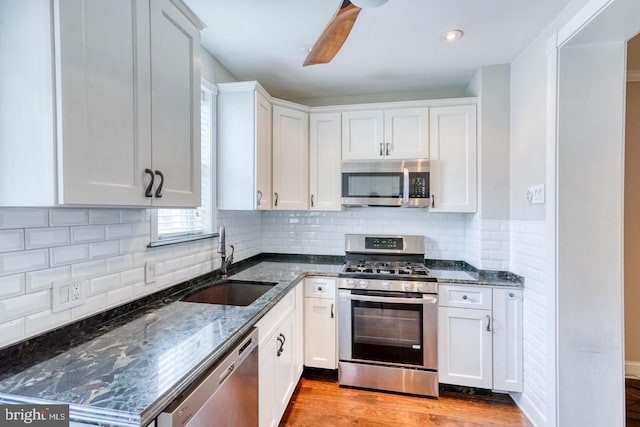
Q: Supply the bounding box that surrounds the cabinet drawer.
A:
[256,290,295,346]
[439,285,492,309]
[304,277,336,299]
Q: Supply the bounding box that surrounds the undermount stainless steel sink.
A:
[181,280,278,306]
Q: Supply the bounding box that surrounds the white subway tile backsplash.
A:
[71,294,106,321]
[26,266,71,292]
[89,273,121,296]
[0,318,25,348]
[49,209,88,226]
[106,285,133,308]
[26,309,71,336]
[71,225,105,243]
[25,227,70,249]
[0,230,24,253]
[0,274,25,299]
[105,224,133,240]
[120,209,146,223]
[0,249,49,275]
[0,207,261,348]
[0,209,49,229]
[89,241,120,259]
[0,290,50,323]
[89,209,121,225]
[106,255,133,273]
[71,259,106,279]
[50,244,89,267]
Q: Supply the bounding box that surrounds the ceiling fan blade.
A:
[304,0,362,66]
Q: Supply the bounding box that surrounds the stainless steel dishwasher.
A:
[158,329,258,427]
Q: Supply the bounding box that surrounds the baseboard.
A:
[511,392,546,427]
[626,360,640,379]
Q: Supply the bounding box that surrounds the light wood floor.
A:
[280,378,532,427]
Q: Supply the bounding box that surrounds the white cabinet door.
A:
[438,306,492,388]
[149,0,201,207]
[258,339,276,427]
[309,112,342,211]
[304,297,337,369]
[273,312,296,423]
[342,110,384,160]
[272,106,309,210]
[384,107,429,160]
[429,105,477,212]
[57,0,151,206]
[256,92,273,210]
[493,288,523,392]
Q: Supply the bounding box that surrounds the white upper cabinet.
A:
[148,0,201,207]
[429,105,477,212]
[217,82,272,210]
[384,107,430,159]
[0,0,203,207]
[272,104,309,210]
[342,107,429,161]
[309,113,342,211]
[341,110,384,160]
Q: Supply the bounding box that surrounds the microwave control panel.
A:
[408,173,429,198]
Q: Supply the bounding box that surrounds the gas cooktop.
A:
[340,260,434,281]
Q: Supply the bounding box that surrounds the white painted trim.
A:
[310,96,478,113]
[628,70,640,82]
[626,361,640,378]
[512,392,547,427]
[545,32,559,427]
[557,0,613,47]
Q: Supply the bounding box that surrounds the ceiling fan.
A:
[303,0,389,66]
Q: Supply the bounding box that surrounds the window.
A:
[149,80,216,246]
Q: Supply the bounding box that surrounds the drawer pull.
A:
[509,292,515,298]
[462,295,468,300]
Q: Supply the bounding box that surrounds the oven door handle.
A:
[342,293,437,305]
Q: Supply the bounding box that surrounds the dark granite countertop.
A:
[0,257,519,427]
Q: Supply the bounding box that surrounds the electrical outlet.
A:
[71,282,81,301]
[52,279,86,312]
[145,261,156,284]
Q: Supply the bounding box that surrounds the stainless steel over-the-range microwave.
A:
[341,160,431,208]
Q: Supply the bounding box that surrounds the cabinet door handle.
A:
[486,315,491,332]
[385,142,390,156]
[279,332,286,345]
[431,194,435,208]
[154,170,164,198]
[274,192,278,207]
[276,336,284,357]
[311,194,315,208]
[144,169,155,198]
[509,292,515,298]
[330,303,334,319]
[257,190,262,206]
[379,143,384,156]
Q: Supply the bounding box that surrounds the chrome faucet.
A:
[217,225,234,276]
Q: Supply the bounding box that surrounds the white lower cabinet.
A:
[438,284,523,392]
[438,306,493,388]
[303,277,337,369]
[257,285,303,427]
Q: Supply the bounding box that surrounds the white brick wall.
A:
[509,220,547,426]
[0,207,261,349]
[262,209,469,260]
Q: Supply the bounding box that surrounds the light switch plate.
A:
[52,279,86,312]
[526,184,545,204]
[145,261,156,284]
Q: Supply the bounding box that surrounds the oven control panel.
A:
[365,237,403,250]
[340,279,437,294]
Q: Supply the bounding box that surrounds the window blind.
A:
[155,86,213,241]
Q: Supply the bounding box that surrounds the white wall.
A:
[0,208,261,349]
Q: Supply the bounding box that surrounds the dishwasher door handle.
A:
[219,363,235,385]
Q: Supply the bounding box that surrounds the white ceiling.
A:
[184,0,573,103]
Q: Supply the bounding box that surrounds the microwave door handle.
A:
[403,168,409,206]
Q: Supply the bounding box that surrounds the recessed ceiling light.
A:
[444,30,464,42]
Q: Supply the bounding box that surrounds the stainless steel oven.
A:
[337,234,439,397]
